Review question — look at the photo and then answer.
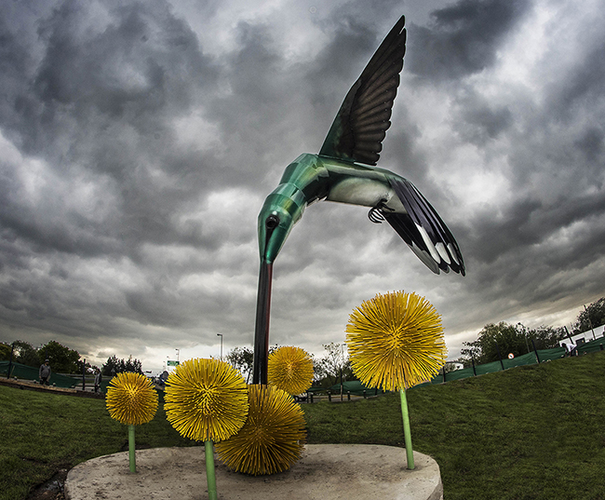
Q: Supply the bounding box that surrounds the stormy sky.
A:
[1,0,604,373]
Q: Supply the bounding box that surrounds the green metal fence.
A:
[311,339,605,400]
[328,380,380,396]
[4,336,603,398]
[575,336,605,354]
[0,361,118,392]
[0,361,79,388]
[417,339,605,387]
[428,347,566,385]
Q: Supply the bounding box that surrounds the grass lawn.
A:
[304,352,605,500]
[2,352,605,499]
[0,389,194,500]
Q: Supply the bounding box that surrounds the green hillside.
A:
[305,351,605,499]
[2,352,604,500]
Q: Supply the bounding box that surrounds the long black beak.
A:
[252,260,273,385]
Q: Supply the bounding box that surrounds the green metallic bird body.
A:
[258,152,465,275]
[258,153,400,264]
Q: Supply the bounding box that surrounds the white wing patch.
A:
[416,224,441,263]
[436,242,451,265]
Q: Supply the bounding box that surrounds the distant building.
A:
[560,324,605,347]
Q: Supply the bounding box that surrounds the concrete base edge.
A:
[65,444,443,500]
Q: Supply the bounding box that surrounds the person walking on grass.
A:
[39,359,51,385]
[94,368,102,393]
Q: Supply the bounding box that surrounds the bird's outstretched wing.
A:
[384,177,466,275]
[319,16,407,166]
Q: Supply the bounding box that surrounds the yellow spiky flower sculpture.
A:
[346,290,447,469]
[268,346,314,395]
[164,358,249,441]
[216,384,306,476]
[164,358,248,500]
[106,372,158,473]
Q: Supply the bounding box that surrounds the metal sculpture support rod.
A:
[205,440,218,500]
[253,260,273,384]
[128,424,136,473]
[399,388,415,470]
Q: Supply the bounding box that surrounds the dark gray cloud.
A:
[453,91,513,143]
[407,0,532,79]
[0,0,604,371]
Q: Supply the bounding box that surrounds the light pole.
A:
[217,334,223,361]
[340,343,345,399]
[175,349,180,364]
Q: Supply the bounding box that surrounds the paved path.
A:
[0,377,104,399]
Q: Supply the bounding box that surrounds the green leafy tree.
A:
[225,347,254,383]
[573,297,605,333]
[461,322,565,365]
[102,355,121,376]
[39,341,80,373]
[124,356,142,374]
[12,340,40,367]
[102,354,143,376]
[528,325,566,349]
[0,342,12,361]
[461,323,525,365]
[314,343,355,389]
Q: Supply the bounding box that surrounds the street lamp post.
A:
[217,334,223,361]
[175,349,180,364]
[340,343,345,400]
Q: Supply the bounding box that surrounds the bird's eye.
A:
[266,215,280,229]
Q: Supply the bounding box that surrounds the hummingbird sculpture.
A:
[253,16,465,384]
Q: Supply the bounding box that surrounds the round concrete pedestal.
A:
[65,444,443,500]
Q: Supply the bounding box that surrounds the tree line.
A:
[3,297,602,378]
[459,323,566,366]
[459,297,605,366]
[226,298,605,383]
[0,340,82,373]
[0,339,143,375]
[100,354,143,376]
[225,342,354,390]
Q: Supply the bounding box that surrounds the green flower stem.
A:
[128,424,136,473]
[399,388,415,470]
[205,440,217,500]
